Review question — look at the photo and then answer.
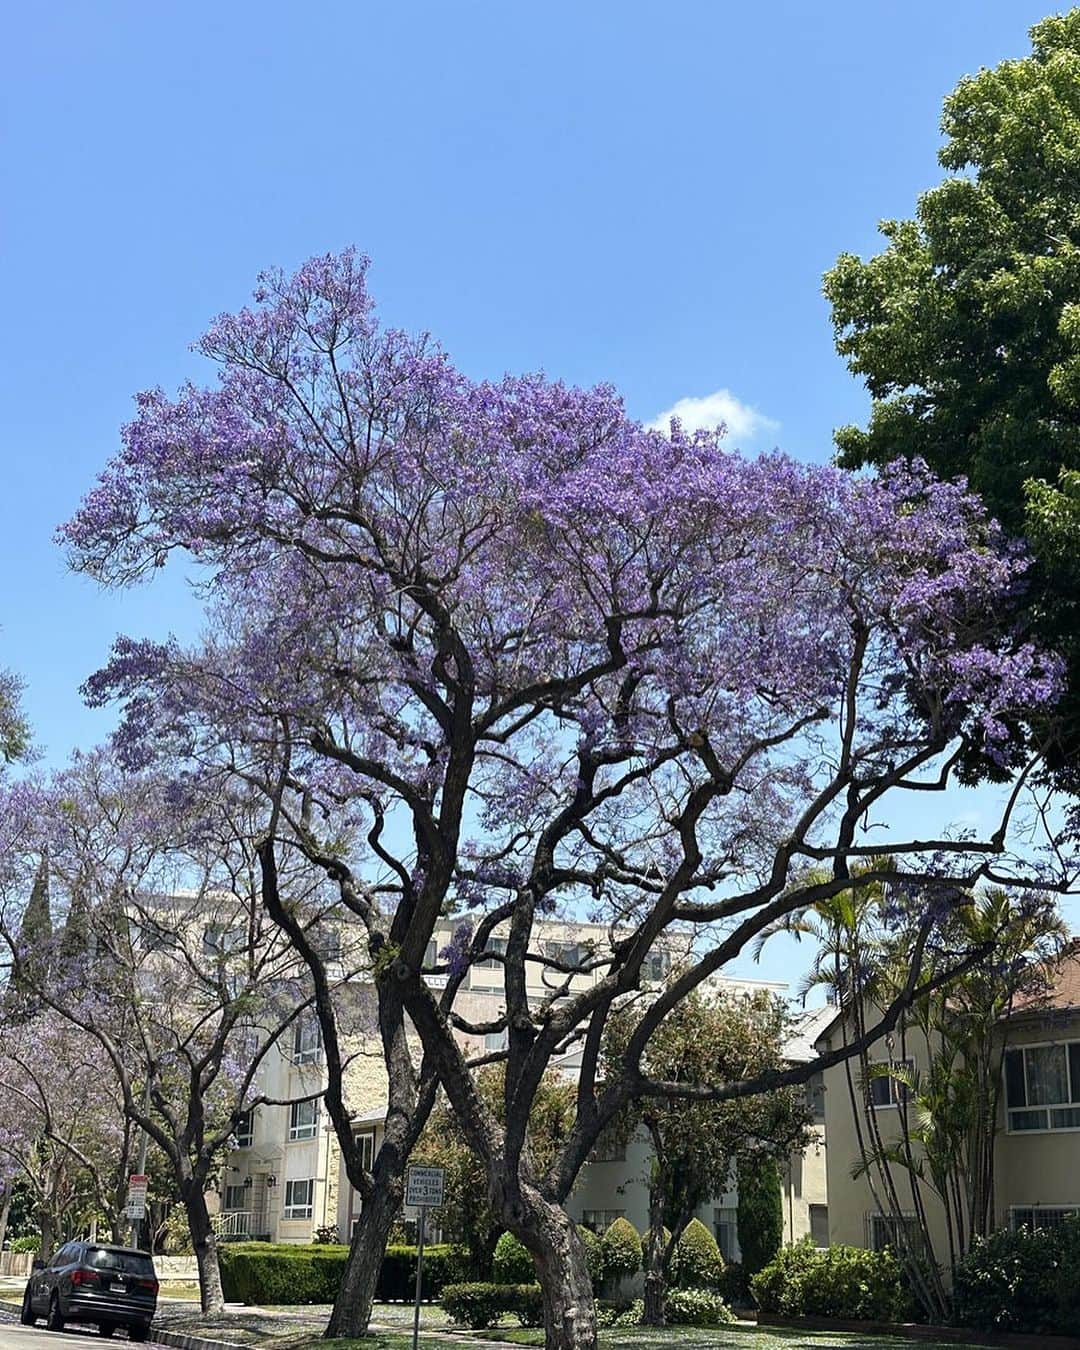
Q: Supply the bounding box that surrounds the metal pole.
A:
[412,1206,427,1350]
[133,1075,151,1251]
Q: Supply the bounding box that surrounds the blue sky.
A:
[1,1,1067,983]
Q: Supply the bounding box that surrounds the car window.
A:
[51,1245,73,1269]
[85,1248,155,1276]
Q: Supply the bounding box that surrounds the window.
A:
[1005,1042,1080,1131]
[807,1073,826,1124]
[293,1018,322,1065]
[545,940,586,970]
[713,1208,738,1262]
[642,948,670,983]
[589,1123,626,1163]
[867,1060,912,1108]
[424,939,438,970]
[234,1110,254,1148]
[313,925,342,963]
[85,1248,154,1276]
[868,1213,923,1254]
[224,1184,247,1211]
[581,1209,624,1234]
[283,1178,314,1219]
[1010,1205,1080,1232]
[355,1131,376,1173]
[289,1099,319,1141]
[477,937,507,970]
[484,1029,509,1053]
[809,1204,829,1248]
[203,922,245,957]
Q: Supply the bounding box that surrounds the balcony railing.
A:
[213,1208,271,1240]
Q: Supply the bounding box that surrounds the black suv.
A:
[21,1241,158,1339]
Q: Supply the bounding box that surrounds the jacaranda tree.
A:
[61,250,1072,1350]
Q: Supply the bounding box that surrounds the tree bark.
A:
[325,1169,403,1338]
[182,1183,226,1315]
[0,1188,11,1254]
[512,1194,596,1350]
[641,1182,668,1326]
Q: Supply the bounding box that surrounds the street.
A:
[0,1326,161,1350]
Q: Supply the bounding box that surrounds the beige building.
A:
[815,944,1080,1257]
[212,917,830,1257]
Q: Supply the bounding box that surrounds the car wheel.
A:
[128,1325,150,1342]
[20,1288,37,1326]
[46,1293,65,1332]
[99,1324,116,1338]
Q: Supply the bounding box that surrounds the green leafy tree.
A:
[824,9,1080,785]
[415,1066,576,1278]
[735,1156,783,1280]
[602,985,811,1324]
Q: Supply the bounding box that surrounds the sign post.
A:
[125,1174,149,1251]
[406,1165,445,1350]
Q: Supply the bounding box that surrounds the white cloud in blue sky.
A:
[647,388,779,444]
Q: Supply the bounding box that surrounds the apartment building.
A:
[213,916,830,1257]
[815,941,1080,1255]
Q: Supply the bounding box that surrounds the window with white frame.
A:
[1005,1042,1080,1131]
[1010,1205,1080,1232]
[867,1060,913,1108]
[292,1017,322,1065]
[313,924,342,963]
[809,1204,829,1248]
[484,1028,509,1053]
[642,948,670,983]
[476,937,507,970]
[868,1213,923,1254]
[713,1208,738,1262]
[203,922,246,957]
[288,1099,319,1141]
[355,1130,376,1173]
[223,1184,247,1211]
[807,1072,826,1124]
[234,1109,254,1148]
[581,1209,624,1234]
[283,1177,314,1219]
[545,940,587,970]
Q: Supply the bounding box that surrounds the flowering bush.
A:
[665,1287,736,1325]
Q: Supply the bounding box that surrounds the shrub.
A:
[577,1224,603,1288]
[312,1224,339,1245]
[671,1219,724,1290]
[665,1287,736,1326]
[218,1241,466,1305]
[751,1239,911,1322]
[615,1298,644,1326]
[10,1236,39,1254]
[952,1219,1080,1335]
[440,1281,542,1328]
[600,1217,642,1287]
[492,1231,535,1284]
[737,1155,783,1278]
[717,1262,749,1308]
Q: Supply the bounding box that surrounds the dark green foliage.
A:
[824,10,1080,787]
[217,1242,466,1306]
[952,1218,1080,1335]
[664,1288,736,1326]
[736,1156,783,1278]
[670,1218,724,1290]
[440,1282,542,1329]
[599,1216,642,1286]
[492,1231,535,1284]
[9,859,51,1013]
[751,1239,912,1322]
[577,1223,603,1287]
[716,1262,750,1307]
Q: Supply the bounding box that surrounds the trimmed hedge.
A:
[492,1232,535,1284]
[751,1239,911,1322]
[600,1217,642,1287]
[218,1241,467,1305]
[952,1218,1080,1335]
[441,1282,542,1328]
[670,1219,724,1290]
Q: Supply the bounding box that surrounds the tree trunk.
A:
[641,1182,668,1326]
[182,1183,226,1315]
[512,1195,596,1350]
[325,1172,402,1338]
[0,1188,11,1254]
[37,1210,56,1264]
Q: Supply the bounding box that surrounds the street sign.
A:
[126,1173,148,1220]
[405,1165,445,1209]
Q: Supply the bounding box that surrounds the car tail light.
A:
[139,1278,159,1294]
[71,1269,93,1286]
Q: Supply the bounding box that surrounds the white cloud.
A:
[646,388,779,444]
